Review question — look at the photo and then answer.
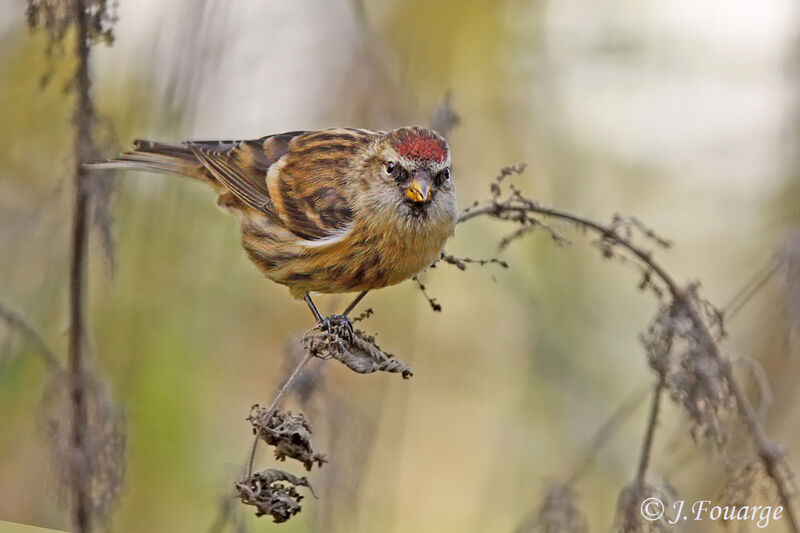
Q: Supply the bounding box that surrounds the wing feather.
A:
[94,128,373,246]
[189,145,268,210]
[187,134,306,212]
[265,129,377,243]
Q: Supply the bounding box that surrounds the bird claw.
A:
[320,314,354,343]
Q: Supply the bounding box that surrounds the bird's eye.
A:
[436,168,451,185]
[385,161,396,174]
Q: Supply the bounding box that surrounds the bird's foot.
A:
[320,314,354,343]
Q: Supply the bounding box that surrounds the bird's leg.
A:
[341,290,369,317]
[332,290,369,341]
[304,294,324,323]
[303,293,356,343]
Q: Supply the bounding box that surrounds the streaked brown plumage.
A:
[89,127,457,320]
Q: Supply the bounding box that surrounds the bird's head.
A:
[370,127,455,219]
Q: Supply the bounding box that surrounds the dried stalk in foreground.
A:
[25,1,121,531]
[67,4,97,527]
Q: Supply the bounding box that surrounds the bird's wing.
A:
[186,131,307,213]
[265,129,378,243]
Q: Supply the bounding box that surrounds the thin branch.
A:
[412,275,441,312]
[635,379,666,485]
[245,352,313,480]
[459,202,681,296]
[0,301,62,370]
[206,494,239,533]
[723,257,782,321]
[567,386,650,485]
[721,356,799,532]
[437,252,508,271]
[635,303,677,487]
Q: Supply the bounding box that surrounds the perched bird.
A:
[88,127,457,331]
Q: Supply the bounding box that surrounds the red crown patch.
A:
[393,131,448,163]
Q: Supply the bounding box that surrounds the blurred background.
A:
[1,0,799,531]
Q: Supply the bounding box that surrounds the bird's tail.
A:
[85,139,210,183]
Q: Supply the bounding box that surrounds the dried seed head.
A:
[39,368,126,525]
[235,469,313,523]
[248,408,327,471]
[302,327,413,378]
[718,457,791,509]
[516,483,587,533]
[641,293,734,448]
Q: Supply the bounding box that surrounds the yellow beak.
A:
[405,178,431,203]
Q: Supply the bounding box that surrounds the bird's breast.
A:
[242,198,456,297]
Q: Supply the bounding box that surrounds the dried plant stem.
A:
[567,386,650,485]
[635,379,665,485]
[0,301,62,370]
[682,293,799,531]
[206,495,237,533]
[245,351,313,480]
[635,304,676,487]
[712,340,799,532]
[460,204,681,293]
[460,199,799,531]
[723,257,781,321]
[68,0,97,530]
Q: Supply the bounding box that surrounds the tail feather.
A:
[85,140,210,183]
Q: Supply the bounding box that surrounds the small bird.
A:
[88,127,457,332]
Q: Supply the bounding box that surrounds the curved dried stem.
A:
[459,202,681,295]
[459,185,799,532]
